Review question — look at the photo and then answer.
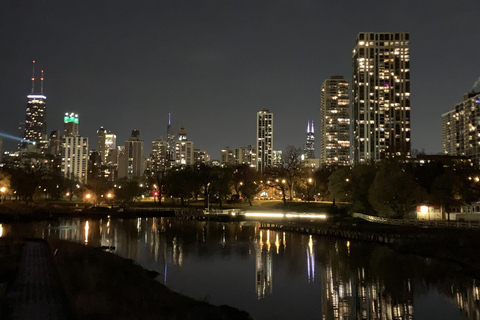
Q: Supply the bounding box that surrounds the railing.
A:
[352,213,480,229]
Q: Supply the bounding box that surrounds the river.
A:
[10,217,480,320]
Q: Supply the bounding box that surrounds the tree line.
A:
[1,147,479,218]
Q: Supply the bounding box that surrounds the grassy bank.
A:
[47,239,251,320]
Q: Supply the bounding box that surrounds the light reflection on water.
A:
[32,218,480,320]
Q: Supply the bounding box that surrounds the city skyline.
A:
[1,1,480,159]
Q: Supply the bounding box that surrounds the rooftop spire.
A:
[311,120,314,133]
[40,69,44,94]
[31,60,36,93]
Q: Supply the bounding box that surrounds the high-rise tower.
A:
[320,76,350,166]
[118,130,145,179]
[64,113,79,136]
[61,113,89,184]
[166,113,175,163]
[304,121,315,159]
[352,33,411,164]
[23,61,47,151]
[442,92,480,167]
[256,108,273,174]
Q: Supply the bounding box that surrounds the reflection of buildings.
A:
[255,230,273,299]
[306,235,315,283]
[320,241,413,320]
[449,280,480,320]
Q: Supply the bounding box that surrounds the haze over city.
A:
[1,1,480,158]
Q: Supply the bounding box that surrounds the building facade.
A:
[174,128,194,166]
[235,145,257,168]
[442,92,480,167]
[320,76,350,166]
[61,136,89,184]
[352,32,411,164]
[118,130,145,179]
[221,147,234,165]
[150,137,168,172]
[256,109,273,174]
[23,94,47,150]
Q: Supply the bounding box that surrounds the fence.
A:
[352,213,480,230]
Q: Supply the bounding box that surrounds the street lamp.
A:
[0,187,6,202]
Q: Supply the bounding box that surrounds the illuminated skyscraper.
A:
[303,121,315,159]
[23,61,47,151]
[61,113,88,184]
[166,113,176,164]
[64,113,79,136]
[175,128,194,166]
[352,33,411,164]
[442,92,480,167]
[150,137,168,172]
[256,109,273,174]
[320,76,350,166]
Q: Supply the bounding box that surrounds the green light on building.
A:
[64,116,79,124]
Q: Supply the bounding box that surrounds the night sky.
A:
[1,1,479,159]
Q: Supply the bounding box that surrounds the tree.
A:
[350,164,377,213]
[164,167,195,206]
[328,166,352,204]
[115,179,145,206]
[209,166,234,209]
[233,164,260,206]
[264,166,288,205]
[368,163,426,218]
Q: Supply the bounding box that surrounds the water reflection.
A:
[35,218,480,320]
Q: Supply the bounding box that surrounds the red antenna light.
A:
[40,69,44,94]
[31,60,36,93]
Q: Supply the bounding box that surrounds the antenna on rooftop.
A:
[31,60,36,93]
[40,69,44,94]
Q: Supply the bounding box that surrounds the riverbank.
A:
[50,239,251,320]
[0,237,251,320]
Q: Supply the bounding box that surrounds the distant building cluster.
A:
[3,32,480,183]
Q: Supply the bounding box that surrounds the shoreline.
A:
[49,239,252,320]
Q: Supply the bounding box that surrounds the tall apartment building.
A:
[235,145,257,168]
[118,130,145,179]
[175,128,194,166]
[61,113,88,184]
[221,147,234,165]
[352,32,411,164]
[150,137,168,172]
[194,149,210,164]
[256,109,273,174]
[320,76,350,166]
[442,92,480,166]
[96,126,106,163]
[303,121,315,160]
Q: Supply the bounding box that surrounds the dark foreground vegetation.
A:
[0,237,251,320]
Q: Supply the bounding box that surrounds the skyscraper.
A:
[442,92,480,166]
[96,126,106,163]
[352,33,411,164]
[61,113,88,184]
[304,121,315,160]
[118,130,145,179]
[150,137,167,172]
[166,113,176,163]
[23,61,47,152]
[256,108,273,174]
[64,113,79,136]
[175,128,194,166]
[320,76,350,166]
